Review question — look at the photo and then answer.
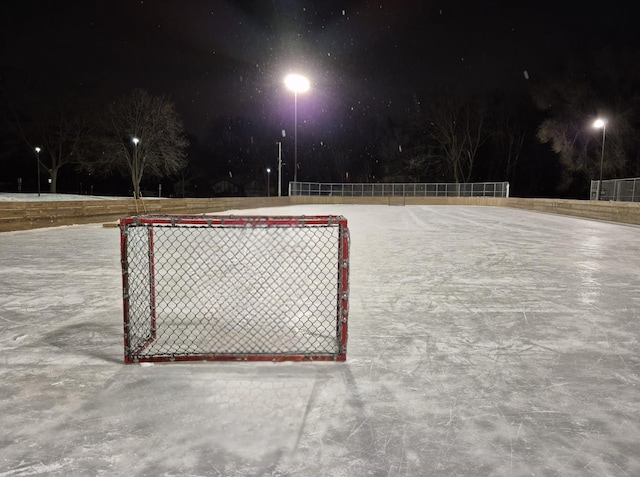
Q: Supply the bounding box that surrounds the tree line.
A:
[2,49,639,199]
[5,89,187,199]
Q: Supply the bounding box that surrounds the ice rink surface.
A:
[1,204,639,476]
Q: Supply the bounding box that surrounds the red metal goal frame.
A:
[120,215,349,363]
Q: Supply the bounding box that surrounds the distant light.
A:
[266,168,271,173]
[132,137,140,145]
[35,147,41,153]
[284,73,310,94]
[593,119,607,129]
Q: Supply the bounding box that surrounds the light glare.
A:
[284,73,310,93]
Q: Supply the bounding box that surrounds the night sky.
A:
[2,0,634,139]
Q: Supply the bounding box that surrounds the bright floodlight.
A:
[35,147,41,153]
[284,73,310,94]
[132,137,140,145]
[593,119,606,129]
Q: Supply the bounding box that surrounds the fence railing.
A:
[289,182,510,198]
[590,177,640,202]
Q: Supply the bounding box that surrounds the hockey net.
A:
[120,215,349,363]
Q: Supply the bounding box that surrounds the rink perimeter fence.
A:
[289,181,510,198]
[590,177,640,202]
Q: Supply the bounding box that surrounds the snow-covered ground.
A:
[1,204,639,476]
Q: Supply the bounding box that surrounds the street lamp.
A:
[593,119,607,200]
[132,137,140,164]
[34,147,41,197]
[277,139,283,197]
[266,168,271,197]
[132,137,140,198]
[284,73,310,189]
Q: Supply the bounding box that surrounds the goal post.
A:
[120,215,350,363]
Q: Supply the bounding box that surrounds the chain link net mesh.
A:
[121,215,349,363]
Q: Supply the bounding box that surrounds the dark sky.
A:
[1,0,635,137]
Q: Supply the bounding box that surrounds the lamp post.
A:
[284,73,310,190]
[593,119,607,200]
[34,147,41,197]
[277,140,282,197]
[266,168,271,197]
[132,137,140,198]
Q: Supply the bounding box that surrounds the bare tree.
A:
[492,99,527,182]
[397,98,446,182]
[12,104,90,193]
[416,95,488,183]
[37,109,91,193]
[95,89,188,199]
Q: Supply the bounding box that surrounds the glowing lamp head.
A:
[132,137,140,145]
[284,73,310,94]
[35,147,41,153]
[593,119,607,129]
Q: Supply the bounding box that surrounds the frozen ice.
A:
[1,204,639,476]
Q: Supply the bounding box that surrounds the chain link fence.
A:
[590,177,640,202]
[289,181,510,197]
[120,215,349,363]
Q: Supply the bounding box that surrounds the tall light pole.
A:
[132,137,140,198]
[284,73,310,190]
[34,147,41,197]
[277,141,282,197]
[266,168,271,196]
[593,119,607,200]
